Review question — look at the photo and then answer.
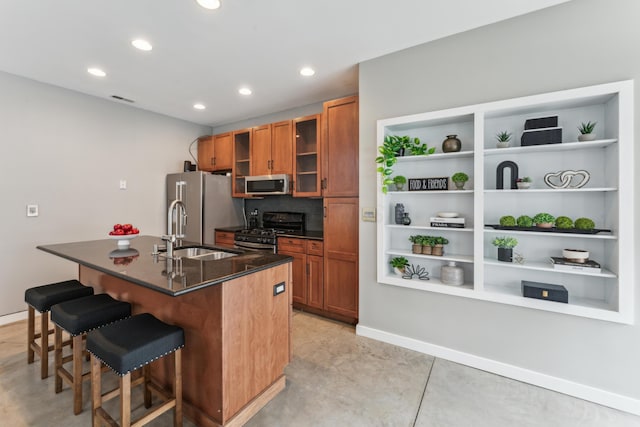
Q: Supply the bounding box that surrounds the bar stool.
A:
[24,279,94,379]
[51,293,131,414]
[87,313,185,427]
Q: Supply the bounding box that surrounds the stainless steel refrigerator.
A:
[166,172,244,245]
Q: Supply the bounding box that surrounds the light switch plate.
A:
[27,204,39,217]
[362,207,376,222]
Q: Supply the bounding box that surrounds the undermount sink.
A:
[172,247,238,261]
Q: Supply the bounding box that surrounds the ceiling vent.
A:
[111,95,135,103]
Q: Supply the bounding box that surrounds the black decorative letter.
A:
[496,161,519,190]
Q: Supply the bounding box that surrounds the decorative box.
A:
[521,127,562,146]
[524,116,558,130]
[521,280,568,303]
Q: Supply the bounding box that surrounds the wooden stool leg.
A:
[40,311,49,379]
[54,326,63,393]
[120,373,131,427]
[72,334,84,415]
[143,365,152,408]
[91,355,102,427]
[27,306,35,364]
[174,349,182,427]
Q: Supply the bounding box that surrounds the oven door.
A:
[234,240,276,253]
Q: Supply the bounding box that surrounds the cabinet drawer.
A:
[307,240,324,256]
[215,231,235,246]
[278,237,306,253]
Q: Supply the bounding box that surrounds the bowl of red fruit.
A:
[108,223,140,249]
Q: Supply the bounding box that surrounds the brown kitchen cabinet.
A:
[323,197,358,321]
[293,114,321,197]
[212,132,233,171]
[214,230,235,248]
[232,129,251,197]
[197,135,215,172]
[278,237,324,308]
[322,96,359,197]
[251,122,293,176]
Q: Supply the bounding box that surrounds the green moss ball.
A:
[499,215,517,227]
[574,217,595,230]
[555,216,574,229]
[516,215,533,227]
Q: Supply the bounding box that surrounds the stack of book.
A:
[430,217,465,228]
[550,257,601,273]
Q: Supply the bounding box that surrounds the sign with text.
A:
[408,177,449,191]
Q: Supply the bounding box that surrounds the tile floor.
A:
[1,311,638,426]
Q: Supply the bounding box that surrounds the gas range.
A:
[234,212,305,252]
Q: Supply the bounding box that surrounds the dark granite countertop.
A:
[215,227,323,240]
[37,236,292,297]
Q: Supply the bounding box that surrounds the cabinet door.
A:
[197,136,215,172]
[213,132,233,171]
[293,114,322,197]
[215,231,235,247]
[322,96,359,197]
[251,124,272,176]
[232,130,251,197]
[271,120,293,175]
[307,255,324,309]
[323,197,358,319]
[279,250,307,305]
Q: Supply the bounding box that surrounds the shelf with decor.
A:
[377,80,633,324]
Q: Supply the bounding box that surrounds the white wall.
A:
[358,0,640,411]
[0,71,210,316]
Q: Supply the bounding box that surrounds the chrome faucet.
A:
[162,199,187,259]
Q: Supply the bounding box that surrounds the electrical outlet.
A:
[27,204,39,217]
[119,179,127,190]
[362,207,376,222]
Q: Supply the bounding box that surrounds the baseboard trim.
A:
[356,324,640,416]
[0,310,28,326]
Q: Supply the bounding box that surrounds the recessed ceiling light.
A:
[87,68,106,77]
[193,103,206,110]
[196,0,221,10]
[131,39,153,51]
[300,67,315,77]
[238,87,252,96]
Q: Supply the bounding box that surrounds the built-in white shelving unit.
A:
[376,80,634,324]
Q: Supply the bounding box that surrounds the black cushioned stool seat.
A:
[24,279,94,379]
[51,294,131,415]
[87,313,185,427]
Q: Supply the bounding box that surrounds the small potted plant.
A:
[420,236,434,255]
[574,217,596,231]
[516,215,533,228]
[409,235,423,254]
[516,176,532,189]
[492,236,518,262]
[392,175,407,191]
[578,121,597,142]
[499,215,517,227]
[496,131,512,148]
[390,256,410,275]
[432,236,449,256]
[555,216,574,229]
[532,212,556,228]
[451,172,469,190]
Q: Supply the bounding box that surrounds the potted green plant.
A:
[451,172,469,190]
[492,236,518,262]
[578,121,597,141]
[376,135,435,193]
[409,235,423,254]
[532,212,556,228]
[390,256,410,275]
[496,131,512,148]
[516,176,532,189]
[432,236,449,256]
[574,217,595,230]
[499,215,517,227]
[420,236,434,255]
[555,216,574,229]
[392,175,407,191]
[516,215,533,228]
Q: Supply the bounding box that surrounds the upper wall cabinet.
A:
[293,114,321,197]
[251,122,293,176]
[197,135,214,172]
[232,129,251,197]
[323,96,359,197]
[212,132,233,171]
[376,80,634,324]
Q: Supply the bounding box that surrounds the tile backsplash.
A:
[245,196,323,231]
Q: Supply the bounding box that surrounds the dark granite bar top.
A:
[37,236,292,297]
[215,227,323,240]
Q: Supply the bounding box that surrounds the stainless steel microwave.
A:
[245,174,290,195]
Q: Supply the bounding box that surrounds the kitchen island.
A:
[38,236,292,427]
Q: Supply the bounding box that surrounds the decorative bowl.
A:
[109,234,137,249]
[563,248,589,263]
[436,212,459,218]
